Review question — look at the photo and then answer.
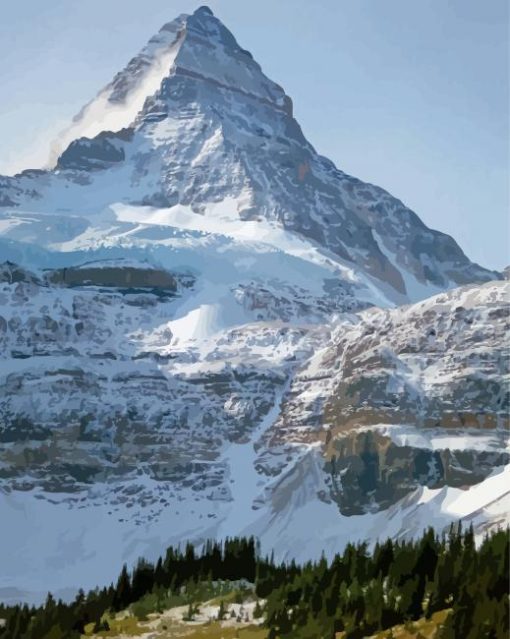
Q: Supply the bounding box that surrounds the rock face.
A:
[56,130,133,171]
[0,6,507,605]
[265,281,509,515]
[46,260,178,291]
[326,430,508,515]
[0,259,323,493]
[324,282,509,432]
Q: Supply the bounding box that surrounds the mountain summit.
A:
[1,6,495,297]
[0,7,507,604]
[50,6,293,162]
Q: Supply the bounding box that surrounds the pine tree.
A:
[113,564,132,611]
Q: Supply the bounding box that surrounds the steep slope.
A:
[1,271,507,604]
[261,280,509,515]
[0,5,506,605]
[0,7,496,298]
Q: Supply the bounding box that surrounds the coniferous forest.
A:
[0,526,507,639]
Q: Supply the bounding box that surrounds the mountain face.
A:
[267,281,509,514]
[0,6,507,605]
[0,7,496,295]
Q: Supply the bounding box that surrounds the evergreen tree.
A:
[0,528,506,639]
[112,564,132,611]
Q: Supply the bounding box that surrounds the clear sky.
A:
[0,0,508,269]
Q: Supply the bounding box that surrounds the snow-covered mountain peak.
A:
[49,5,290,164]
[172,5,290,112]
[1,7,497,299]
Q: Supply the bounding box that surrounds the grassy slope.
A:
[342,610,451,639]
[83,585,266,639]
[85,608,450,639]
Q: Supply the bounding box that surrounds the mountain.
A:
[0,7,496,296]
[0,6,507,605]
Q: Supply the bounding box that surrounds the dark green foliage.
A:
[437,527,509,639]
[112,565,131,611]
[0,527,507,639]
[0,536,258,639]
[261,525,509,639]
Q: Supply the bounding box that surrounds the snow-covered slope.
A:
[0,5,507,605]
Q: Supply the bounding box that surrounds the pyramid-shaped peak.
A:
[5,5,496,299]
[49,4,293,161]
[159,4,217,32]
[178,4,255,66]
[67,6,261,118]
[182,4,242,49]
[193,5,215,16]
[160,7,291,113]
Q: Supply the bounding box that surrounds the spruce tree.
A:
[113,564,132,611]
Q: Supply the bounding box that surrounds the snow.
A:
[440,465,510,517]
[217,379,291,537]
[48,22,186,164]
[372,230,447,302]
[111,201,395,309]
[0,221,504,605]
[359,424,509,453]
[2,459,507,606]
[0,480,220,605]
[251,454,510,565]
[166,283,251,343]
[71,257,161,270]
[0,217,26,234]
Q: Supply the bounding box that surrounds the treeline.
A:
[0,537,258,639]
[0,527,507,639]
[260,525,509,639]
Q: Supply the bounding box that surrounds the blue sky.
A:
[0,0,508,269]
